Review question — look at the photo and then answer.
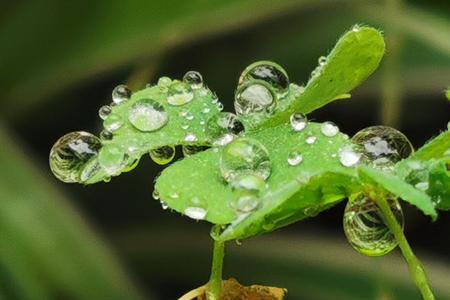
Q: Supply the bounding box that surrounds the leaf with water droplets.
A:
[357,166,437,220]
[155,122,360,238]
[79,80,221,184]
[258,26,385,129]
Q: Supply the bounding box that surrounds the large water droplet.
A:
[352,126,413,169]
[149,146,175,165]
[239,61,289,97]
[49,132,102,183]
[112,84,131,104]
[339,146,361,167]
[205,112,245,146]
[220,138,271,182]
[103,113,124,132]
[321,121,339,137]
[234,81,275,116]
[287,151,303,166]
[343,194,403,256]
[167,81,194,106]
[183,71,203,89]
[98,105,112,120]
[290,113,307,131]
[98,145,128,175]
[128,98,168,132]
[184,207,207,220]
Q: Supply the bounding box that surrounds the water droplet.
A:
[149,146,175,165]
[321,121,339,137]
[352,126,413,169]
[157,76,172,90]
[112,84,131,104]
[287,151,303,166]
[160,200,169,210]
[167,81,194,106]
[343,195,403,256]
[234,81,275,116]
[352,24,361,32]
[103,113,124,132]
[306,136,317,144]
[184,133,198,143]
[98,105,112,120]
[152,189,160,200]
[202,107,211,114]
[415,182,429,191]
[216,102,224,111]
[220,138,271,182]
[185,112,194,121]
[128,98,168,132]
[239,61,289,97]
[184,207,207,220]
[99,130,113,141]
[182,145,206,157]
[318,56,327,66]
[183,71,203,89]
[290,113,307,131]
[98,145,128,175]
[339,146,361,167]
[181,123,189,130]
[205,112,245,146]
[49,132,102,183]
[79,159,101,183]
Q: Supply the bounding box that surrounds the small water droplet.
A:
[98,144,128,175]
[220,138,271,182]
[202,107,211,114]
[49,132,102,183]
[103,113,124,132]
[128,98,168,132]
[318,56,327,66]
[352,126,413,169]
[112,84,131,104]
[287,151,303,166]
[321,121,339,137]
[160,200,169,210]
[184,133,198,143]
[99,130,113,141]
[352,25,360,32]
[98,105,112,120]
[217,102,224,111]
[415,182,429,191]
[158,76,172,90]
[170,192,179,199]
[306,136,317,144]
[185,112,194,121]
[167,81,193,106]
[184,207,207,220]
[206,112,244,146]
[149,146,175,165]
[152,189,160,200]
[183,71,203,89]
[339,146,361,167]
[344,194,403,256]
[234,81,275,116]
[290,113,307,131]
[181,123,189,130]
[239,61,289,97]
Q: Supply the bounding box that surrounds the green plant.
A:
[49,25,449,300]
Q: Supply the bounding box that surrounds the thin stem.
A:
[206,226,225,300]
[374,194,435,300]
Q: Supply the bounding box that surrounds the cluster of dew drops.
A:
[50,58,418,257]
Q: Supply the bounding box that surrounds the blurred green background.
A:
[0,0,449,299]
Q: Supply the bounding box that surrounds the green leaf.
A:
[358,166,437,220]
[428,161,450,211]
[257,25,385,129]
[0,127,143,299]
[155,122,359,240]
[82,82,220,184]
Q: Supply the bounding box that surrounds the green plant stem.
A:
[206,226,225,300]
[374,194,435,300]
